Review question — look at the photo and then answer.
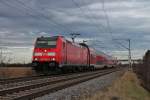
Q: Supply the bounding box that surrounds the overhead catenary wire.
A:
[72,0,129,58]
[101,0,132,65]
[71,0,114,55]
[101,1,126,51]
[81,0,108,33]
[101,0,113,38]
[79,0,124,55]
[0,0,62,33]
[101,0,127,48]
[0,0,72,33]
[15,0,73,33]
[80,0,123,51]
[71,0,107,35]
[73,1,112,41]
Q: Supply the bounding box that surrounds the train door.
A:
[62,42,67,64]
[65,42,67,64]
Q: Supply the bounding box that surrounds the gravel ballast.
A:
[35,70,124,100]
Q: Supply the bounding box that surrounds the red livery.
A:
[32,36,117,71]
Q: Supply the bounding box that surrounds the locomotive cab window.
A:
[35,37,57,48]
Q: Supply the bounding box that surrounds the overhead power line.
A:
[101,0,113,38]
[71,0,115,54]
[81,0,107,32]
[15,0,73,33]
[0,0,60,33]
[1,0,72,33]
[101,0,128,54]
[113,39,132,70]
[71,0,106,34]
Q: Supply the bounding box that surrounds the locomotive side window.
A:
[63,42,65,48]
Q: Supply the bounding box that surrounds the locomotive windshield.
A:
[35,37,57,48]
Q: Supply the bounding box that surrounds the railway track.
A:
[0,75,49,85]
[0,72,72,85]
[0,68,108,85]
[0,69,104,85]
[0,67,123,100]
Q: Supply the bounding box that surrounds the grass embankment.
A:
[86,71,150,100]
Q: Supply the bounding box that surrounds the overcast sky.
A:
[0,0,149,63]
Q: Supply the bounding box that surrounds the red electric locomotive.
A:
[32,36,117,72]
[32,36,91,71]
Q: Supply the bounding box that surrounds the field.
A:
[86,71,150,100]
[0,67,35,79]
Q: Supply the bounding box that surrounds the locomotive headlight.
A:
[34,58,38,61]
[34,52,42,56]
[52,58,55,61]
[48,52,56,56]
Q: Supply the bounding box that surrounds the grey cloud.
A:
[0,0,150,61]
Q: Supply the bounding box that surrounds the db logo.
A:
[42,53,47,56]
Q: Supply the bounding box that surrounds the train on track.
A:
[32,36,118,72]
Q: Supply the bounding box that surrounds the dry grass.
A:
[84,71,150,100]
[0,67,34,78]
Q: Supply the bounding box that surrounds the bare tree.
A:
[0,47,12,66]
